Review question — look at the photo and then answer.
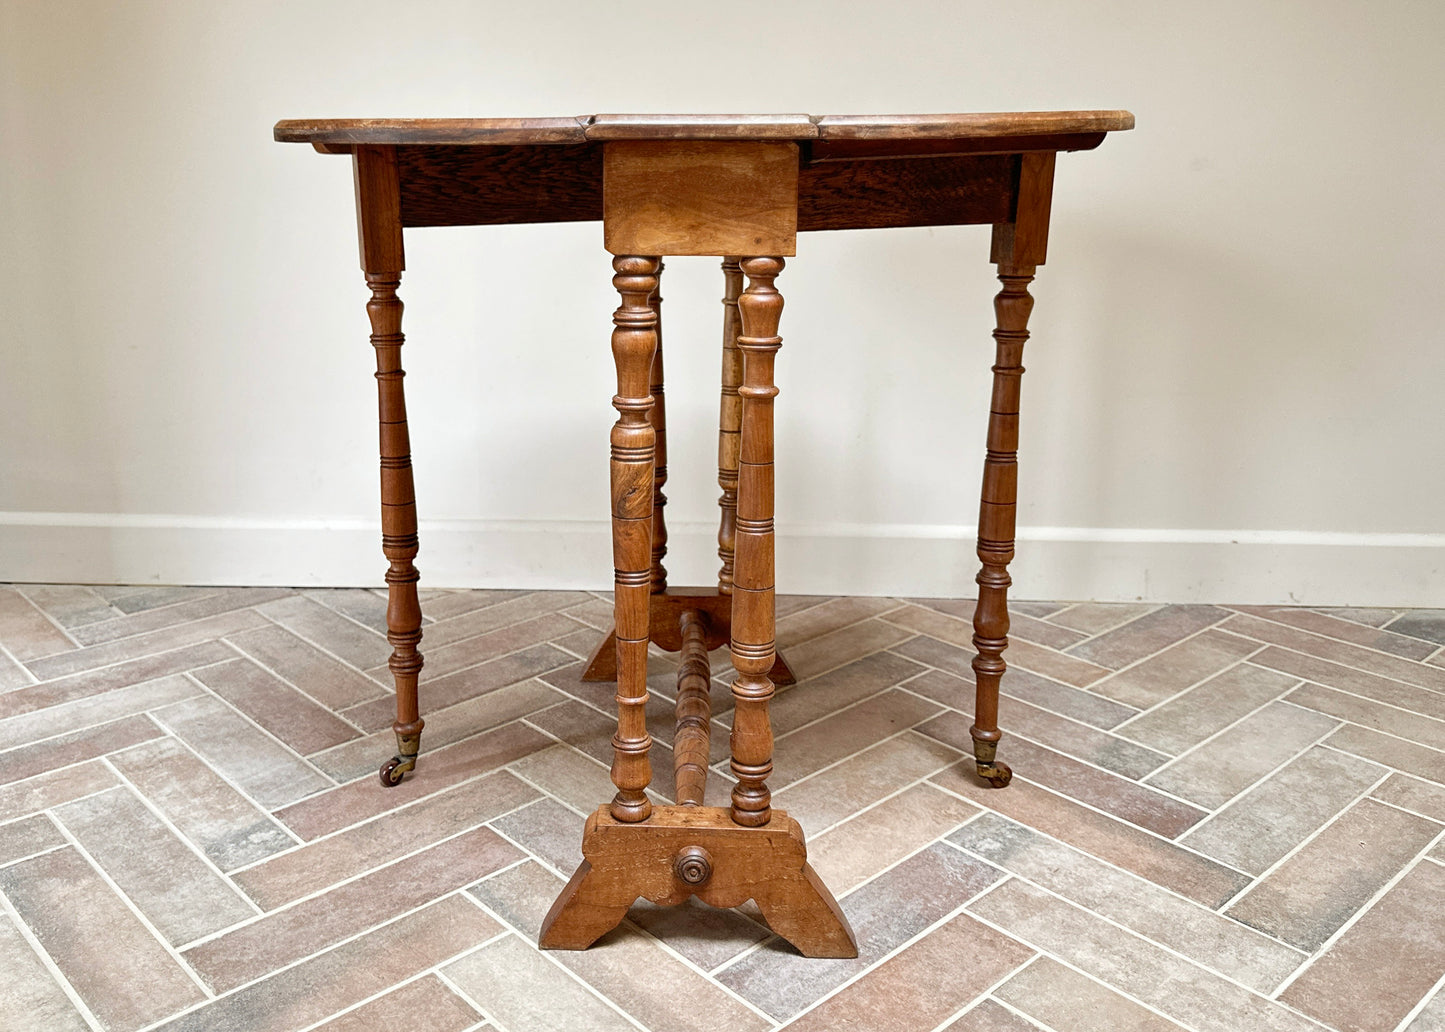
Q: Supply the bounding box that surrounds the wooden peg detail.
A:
[729,257,784,827]
[353,146,425,788]
[717,257,744,594]
[539,806,857,958]
[607,255,660,823]
[648,262,669,594]
[673,610,713,806]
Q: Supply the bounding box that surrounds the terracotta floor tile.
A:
[1385,609,1445,646]
[783,617,915,679]
[0,759,116,822]
[423,590,592,649]
[1288,681,1445,751]
[311,677,562,781]
[783,910,1033,1032]
[151,694,332,809]
[378,611,579,681]
[0,588,77,661]
[1091,629,1261,710]
[717,842,1002,1021]
[1045,601,1156,636]
[275,720,551,840]
[807,783,980,894]
[771,730,963,835]
[256,595,394,671]
[775,594,834,619]
[623,895,772,973]
[0,713,164,784]
[769,651,927,735]
[154,896,498,1032]
[1234,606,1438,660]
[1068,604,1229,669]
[970,878,1324,1032]
[505,742,616,813]
[0,847,206,1032]
[1227,797,1440,951]
[914,692,1168,780]
[778,595,905,648]
[943,998,1047,1031]
[192,657,361,755]
[996,957,1191,1031]
[302,588,411,636]
[54,785,256,945]
[0,911,89,1032]
[0,671,199,752]
[1404,989,1445,1032]
[1374,773,1445,822]
[236,770,537,909]
[185,825,520,992]
[0,813,64,866]
[309,975,480,1032]
[1144,700,1339,809]
[344,642,574,731]
[1116,662,1299,756]
[71,588,291,647]
[1326,723,1445,785]
[445,933,637,1032]
[770,688,942,788]
[0,640,233,721]
[421,586,531,621]
[931,763,1250,907]
[1250,646,1445,721]
[490,796,587,876]
[1222,613,1445,695]
[1281,860,1445,1032]
[887,603,1110,686]
[950,814,1305,993]
[108,737,296,871]
[17,584,122,629]
[0,650,32,691]
[223,624,386,711]
[108,586,222,614]
[1180,745,1387,874]
[1315,606,1405,629]
[27,610,269,683]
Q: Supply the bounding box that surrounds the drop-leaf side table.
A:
[274,110,1134,957]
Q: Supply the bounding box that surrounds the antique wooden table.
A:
[274,111,1134,957]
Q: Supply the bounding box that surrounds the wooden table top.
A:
[273,111,1134,147]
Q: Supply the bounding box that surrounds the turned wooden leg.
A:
[717,256,744,594]
[970,151,1055,789]
[353,146,424,788]
[649,261,669,594]
[729,257,784,827]
[672,610,713,806]
[608,255,660,823]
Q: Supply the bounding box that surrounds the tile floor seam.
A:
[924,947,1043,1032]
[0,638,39,685]
[1211,766,1396,913]
[0,685,208,761]
[499,765,595,819]
[0,840,68,871]
[62,589,238,643]
[987,994,1059,1031]
[483,819,572,882]
[770,680,936,746]
[432,964,509,1032]
[935,832,1310,960]
[961,875,1326,1032]
[1058,602,1173,655]
[8,587,87,655]
[770,871,1023,1029]
[172,670,341,787]
[288,593,391,643]
[506,929,656,1032]
[250,608,394,687]
[362,642,578,706]
[1388,967,1445,1032]
[1138,684,1317,799]
[1287,674,1445,722]
[0,874,107,1032]
[1069,614,1242,692]
[925,773,1258,884]
[1228,631,1445,701]
[802,765,974,840]
[386,609,598,680]
[614,914,782,1027]
[8,637,243,691]
[1368,793,1445,826]
[98,756,265,917]
[727,719,944,800]
[1324,717,1445,759]
[286,966,482,1032]
[210,642,378,738]
[1226,607,1445,668]
[1269,830,1445,1002]
[13,584,119,631]
[1110,648,1272,732]
[46,806,217,999]
[1043,601,1165,643]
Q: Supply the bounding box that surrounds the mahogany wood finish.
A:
[352,146,426,788]
[537,806,855,957]
[278,110,1131,955]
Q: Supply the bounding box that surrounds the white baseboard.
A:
[1,513,1442,606]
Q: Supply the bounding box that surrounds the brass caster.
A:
[977,760,1012,789]
[379,753,416,787]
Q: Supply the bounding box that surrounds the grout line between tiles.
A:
[0,638,39,685]
[211,640,376,736]
[1369,793,1445,826]
[1269,825,1445,1000]
[8,588,86,654]
[1111,646,1271,732]
[924,949,1043,1032]
[0,880,107,1032]
[988,994,1059,1030]
[1226,606,1445,668]
[1282,673,1445,726]
[1227,628,1445,702]
[1390,969,1445,1032]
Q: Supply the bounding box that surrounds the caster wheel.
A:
[979,761,1012,788]
[379,757,407,787]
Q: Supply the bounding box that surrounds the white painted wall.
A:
[2,0,1443,603]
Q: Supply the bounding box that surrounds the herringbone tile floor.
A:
[1,585,1443,1032]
